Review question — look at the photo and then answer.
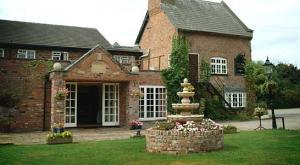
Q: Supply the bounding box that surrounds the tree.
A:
[161,36,189,113]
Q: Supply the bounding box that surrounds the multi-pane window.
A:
[139,86,167,120]
[0,48,4,57]
[113,55,132,64]
[211,57,227,74]
[52,51,69,61]
[225,92,246,108]
[17,49,36,59]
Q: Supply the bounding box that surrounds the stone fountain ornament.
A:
[145,78,224,154]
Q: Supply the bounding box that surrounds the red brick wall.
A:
[0,46,88,132]
[139,4,176,70]
[0,59,67,132]
[182,31,252,87]
[0,47,86,61]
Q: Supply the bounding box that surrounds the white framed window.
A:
[0,48,4,57]
[113,55,132,64]
[211,57,227,74]
[225,92,246,108]
[52,51,69,61]
[17,49,36,59]
[139,86,167,120]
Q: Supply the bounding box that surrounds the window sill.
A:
[211,73,228,76]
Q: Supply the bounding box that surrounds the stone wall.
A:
[146,128,224,154]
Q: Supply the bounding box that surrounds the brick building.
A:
[0,20,165,132]
[0,0,253,132]
[136,0,253,109]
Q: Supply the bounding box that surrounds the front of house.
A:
[49,46,166,128]
[0,0,253,132]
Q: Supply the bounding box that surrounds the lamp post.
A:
[263,57,277,129]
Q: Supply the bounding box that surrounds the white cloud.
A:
[0,0,299,66]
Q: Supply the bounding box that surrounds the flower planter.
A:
[131,125,142,130]
[47,137,73,145]
[52,127,64,133]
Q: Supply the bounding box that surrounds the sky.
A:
[0,0,299,66]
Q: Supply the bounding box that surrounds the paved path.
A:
[1,108,299,145]
[220,108,300,131]
[0,127,136,145]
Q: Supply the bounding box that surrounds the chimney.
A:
[148,0,173,13]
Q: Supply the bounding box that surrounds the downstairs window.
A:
[225,92,246,108]
[139,86,167,120]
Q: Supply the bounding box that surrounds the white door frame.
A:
[64,83,77,128]
[102,83,119,126]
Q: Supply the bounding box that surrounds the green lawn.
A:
[1,130,300,165]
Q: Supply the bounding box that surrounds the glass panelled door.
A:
[65,83,77,127]
[102,83,119,126]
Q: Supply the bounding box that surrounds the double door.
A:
[64,83,119,127]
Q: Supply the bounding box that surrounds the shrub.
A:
[223,125,237,134]
[154,121,175,130]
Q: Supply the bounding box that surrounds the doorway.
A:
[77,85,101,126]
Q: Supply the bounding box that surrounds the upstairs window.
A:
[52,51,69,61]
[235,54,246,75]
[0,48,4,57]
[113,55,131,64]
[17,49,36,59]
[211,57,227,74]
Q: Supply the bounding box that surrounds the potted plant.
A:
[52,123,64,133]
[129,120,143,136]
[55,87,69,100]
[254,107,267,130]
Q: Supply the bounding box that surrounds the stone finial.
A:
[53,63,62,71]
[183,78,188,83]
[131,66,140,73]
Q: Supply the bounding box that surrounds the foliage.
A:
[154,121,175,130]
[0,89,20,108]
[1,131,300,165]
[223,125,237,134]
[129,120,143,130]
[199,58,211,83]
[204,99,233,120]
[273,63,300,108]
[47,131,72,141]
[246,61,300,109]
[26,60,54,72]
[161,35,189,113]
[254,107,267,117]
[54,87,69,100]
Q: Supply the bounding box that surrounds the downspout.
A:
[43,74,49,131]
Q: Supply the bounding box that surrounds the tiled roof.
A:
[0,19,111,49]
[136,0,253,43]
[162,0,252,37]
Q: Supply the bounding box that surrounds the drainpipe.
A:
[43,74,49,131]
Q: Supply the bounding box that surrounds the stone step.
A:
[0,135,13,144]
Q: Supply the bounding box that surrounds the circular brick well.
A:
[145,128,224,154]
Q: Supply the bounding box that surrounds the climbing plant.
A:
[161,35,189,113]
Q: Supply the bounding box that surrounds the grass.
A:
[1,130,300,165]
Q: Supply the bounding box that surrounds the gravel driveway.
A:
[220,108,300,131]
